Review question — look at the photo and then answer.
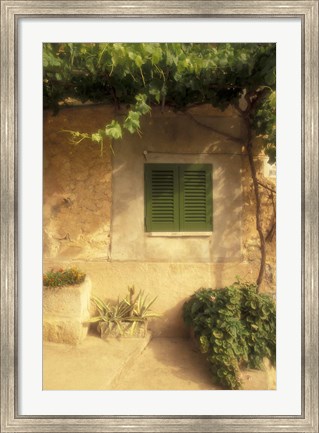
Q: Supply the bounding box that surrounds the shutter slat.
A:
[180,165,212,231]
[145,164,179,232]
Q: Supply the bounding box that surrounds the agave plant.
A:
[125,289,160,335]
[88,287,160,337]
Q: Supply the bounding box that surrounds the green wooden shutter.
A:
[180,164,212,231]
[145,164,179,232]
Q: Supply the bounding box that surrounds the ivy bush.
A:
[43,267,86,288]
[182,280,276,390]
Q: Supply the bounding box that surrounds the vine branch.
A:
[185,111,244,144]
[257,180,276,194]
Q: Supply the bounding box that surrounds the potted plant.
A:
[89,287,159,338]
[43,267,91,344]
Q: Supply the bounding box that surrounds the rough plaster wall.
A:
[43,103,276,335]
[43,105,113,260]
[241,147,276,293]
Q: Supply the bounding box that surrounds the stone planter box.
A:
[99,320,148,339]
[43,276,91,345]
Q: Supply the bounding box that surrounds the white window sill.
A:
[146,232,212,237]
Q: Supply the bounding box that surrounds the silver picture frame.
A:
[1,1,318,432]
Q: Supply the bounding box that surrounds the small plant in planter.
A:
[183,279,276,390]
[43,267,91,345]
[89,287,160,338]
[43,267,86,288]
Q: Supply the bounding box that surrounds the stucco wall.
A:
[43,260,253,337]
[111,107,244,263]
[43,103,276,337]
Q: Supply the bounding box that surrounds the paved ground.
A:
[43,332,151,390]
[113,337,218,390]
[43,335,276,391]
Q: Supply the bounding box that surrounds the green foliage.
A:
[43,267,86,287]
[105,120,122,140]
[183,280,276,389]
[252,90,276,163]
[43,43,276,161]
[88,287,160,336]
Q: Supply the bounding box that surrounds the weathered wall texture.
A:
[43,106,113,260]
[43,104,276,336]
[241,152,276,293]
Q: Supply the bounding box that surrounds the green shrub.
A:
[183,280,276,390]
[43,267,86,287]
